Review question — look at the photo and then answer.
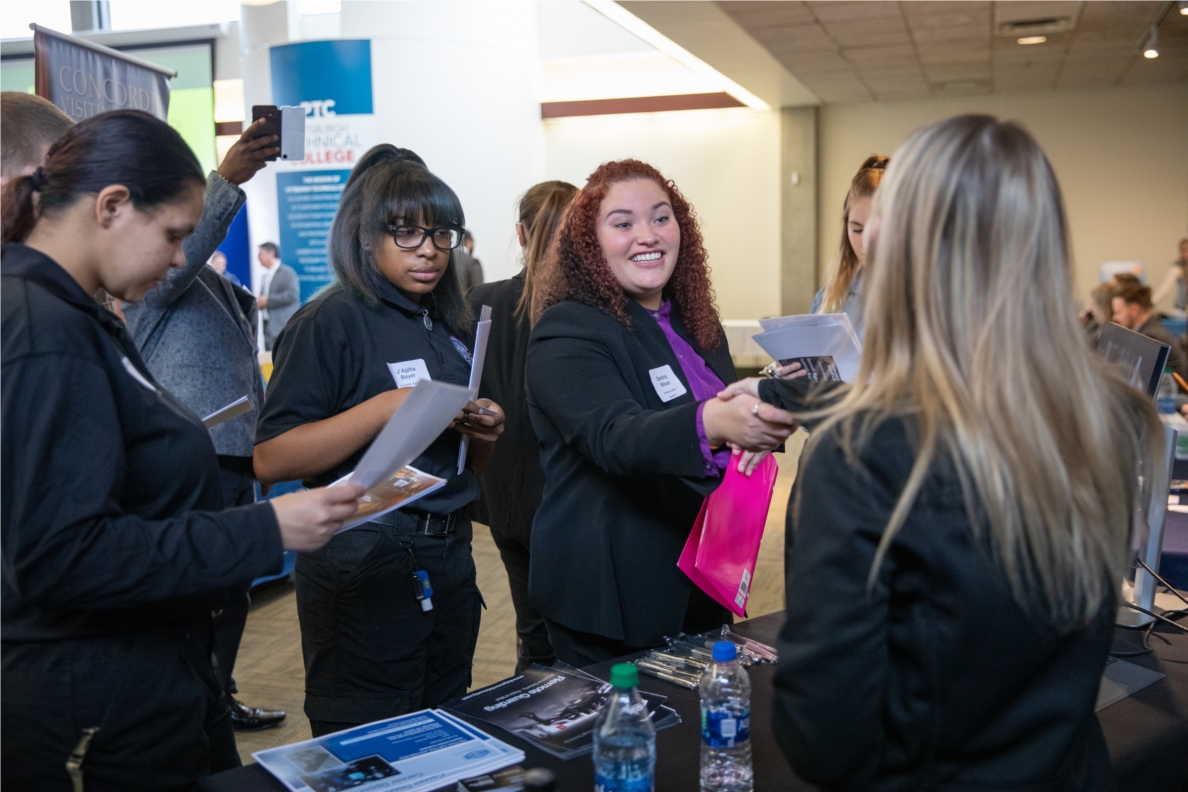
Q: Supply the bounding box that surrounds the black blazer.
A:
[526,299,735,647]
[467,272,543,546]
[760,379,1114,791]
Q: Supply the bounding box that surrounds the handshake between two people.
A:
[704,362,806,477]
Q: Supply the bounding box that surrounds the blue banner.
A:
[276,170,349,304]
[270,40,373,302]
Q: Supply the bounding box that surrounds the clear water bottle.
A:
[1158,366,1178,415]
[594,663,655,792]
[700,641,753,792]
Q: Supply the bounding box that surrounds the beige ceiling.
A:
[717,1,1188,103]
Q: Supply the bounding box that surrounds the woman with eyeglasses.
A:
[254,145,505,737]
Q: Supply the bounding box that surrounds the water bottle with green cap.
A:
[593,663,655,792]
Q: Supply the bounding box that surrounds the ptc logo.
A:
[300,99,336,117]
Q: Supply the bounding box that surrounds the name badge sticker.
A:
[649,364,688,403]
[388,359,431,389]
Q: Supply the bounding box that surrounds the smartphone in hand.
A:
[251,105,281,161]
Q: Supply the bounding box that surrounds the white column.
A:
[340,1,545,282]
[237,0,294,298]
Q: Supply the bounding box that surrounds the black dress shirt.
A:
[256,280,478,514]
[759,378,1114,790]
[1,243,282,642]
[526,299,735,647]
[467,272,542,544]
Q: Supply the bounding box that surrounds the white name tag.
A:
[388,359,431,389]
[649,364,688,403]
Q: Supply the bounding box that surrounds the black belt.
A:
[368,509,460,536]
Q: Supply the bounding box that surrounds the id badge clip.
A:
[412,570,434,612]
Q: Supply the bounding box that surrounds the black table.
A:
[198,612,1188,792]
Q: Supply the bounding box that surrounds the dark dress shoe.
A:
[229,696,286,731]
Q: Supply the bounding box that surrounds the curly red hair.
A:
[532,159,721,350]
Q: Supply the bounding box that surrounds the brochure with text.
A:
[333,380,471,533]
[253,709,524,792]
[443,664,677,759]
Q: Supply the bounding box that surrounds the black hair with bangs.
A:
[329,144,473,335]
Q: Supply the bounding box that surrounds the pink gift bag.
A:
[678,453,779,618]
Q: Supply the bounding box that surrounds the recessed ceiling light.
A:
[1143,28,1159,58]
[1180,1,1188,16]
[1017,36,1047,45]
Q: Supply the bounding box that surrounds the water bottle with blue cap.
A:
[699,641,753,792]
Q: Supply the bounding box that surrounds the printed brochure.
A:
[253,709,524,792]
[443,664,678,759]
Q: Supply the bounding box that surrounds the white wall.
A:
[819,85,1188,306]
[341,1,545,284]
[544,107,782,320]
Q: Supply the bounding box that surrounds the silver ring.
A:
[752,403,760,416]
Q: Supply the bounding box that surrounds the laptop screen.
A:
[1096,322,1170,398]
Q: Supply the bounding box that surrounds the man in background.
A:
[0,93,72,191]
[209,250,244,288]
[1112,277,1188,385]
[456,229,484,292]
[257,242,299,351]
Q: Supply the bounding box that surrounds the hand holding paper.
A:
[752,312,862,383]
[453,399,504,443]
[332,379,472,532]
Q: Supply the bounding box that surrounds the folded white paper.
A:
[458,305,493,474]
[752,313,863,383]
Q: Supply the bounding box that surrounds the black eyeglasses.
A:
[387,224,464,251]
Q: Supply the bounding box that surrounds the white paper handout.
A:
[202,395,251,429]
[751,313,863,382]
[457,305,493,474]
[333,379,471,532]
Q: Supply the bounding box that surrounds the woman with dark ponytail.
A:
[468,180,577,672]
[1,110,361,791]
[254,144,505,737]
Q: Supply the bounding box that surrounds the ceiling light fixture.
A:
[1180,1,1188,16]
[1017,35,1047,45]
[1143,28,1159,58]
[580,0,771,111]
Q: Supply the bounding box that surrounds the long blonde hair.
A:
[515,180,577,321]
[817,155,888,314]
[805,115,1160,630]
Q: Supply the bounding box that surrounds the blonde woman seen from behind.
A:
[727,115,1161,789]
[811,155,888,336]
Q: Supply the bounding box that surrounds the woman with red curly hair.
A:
[525,159,797,663]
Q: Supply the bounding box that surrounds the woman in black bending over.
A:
[0,110,358,791]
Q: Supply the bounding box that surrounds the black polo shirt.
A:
[1,243,282,642]
[256,278,479,514]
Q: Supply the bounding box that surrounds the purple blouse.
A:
[648,301,731,476]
